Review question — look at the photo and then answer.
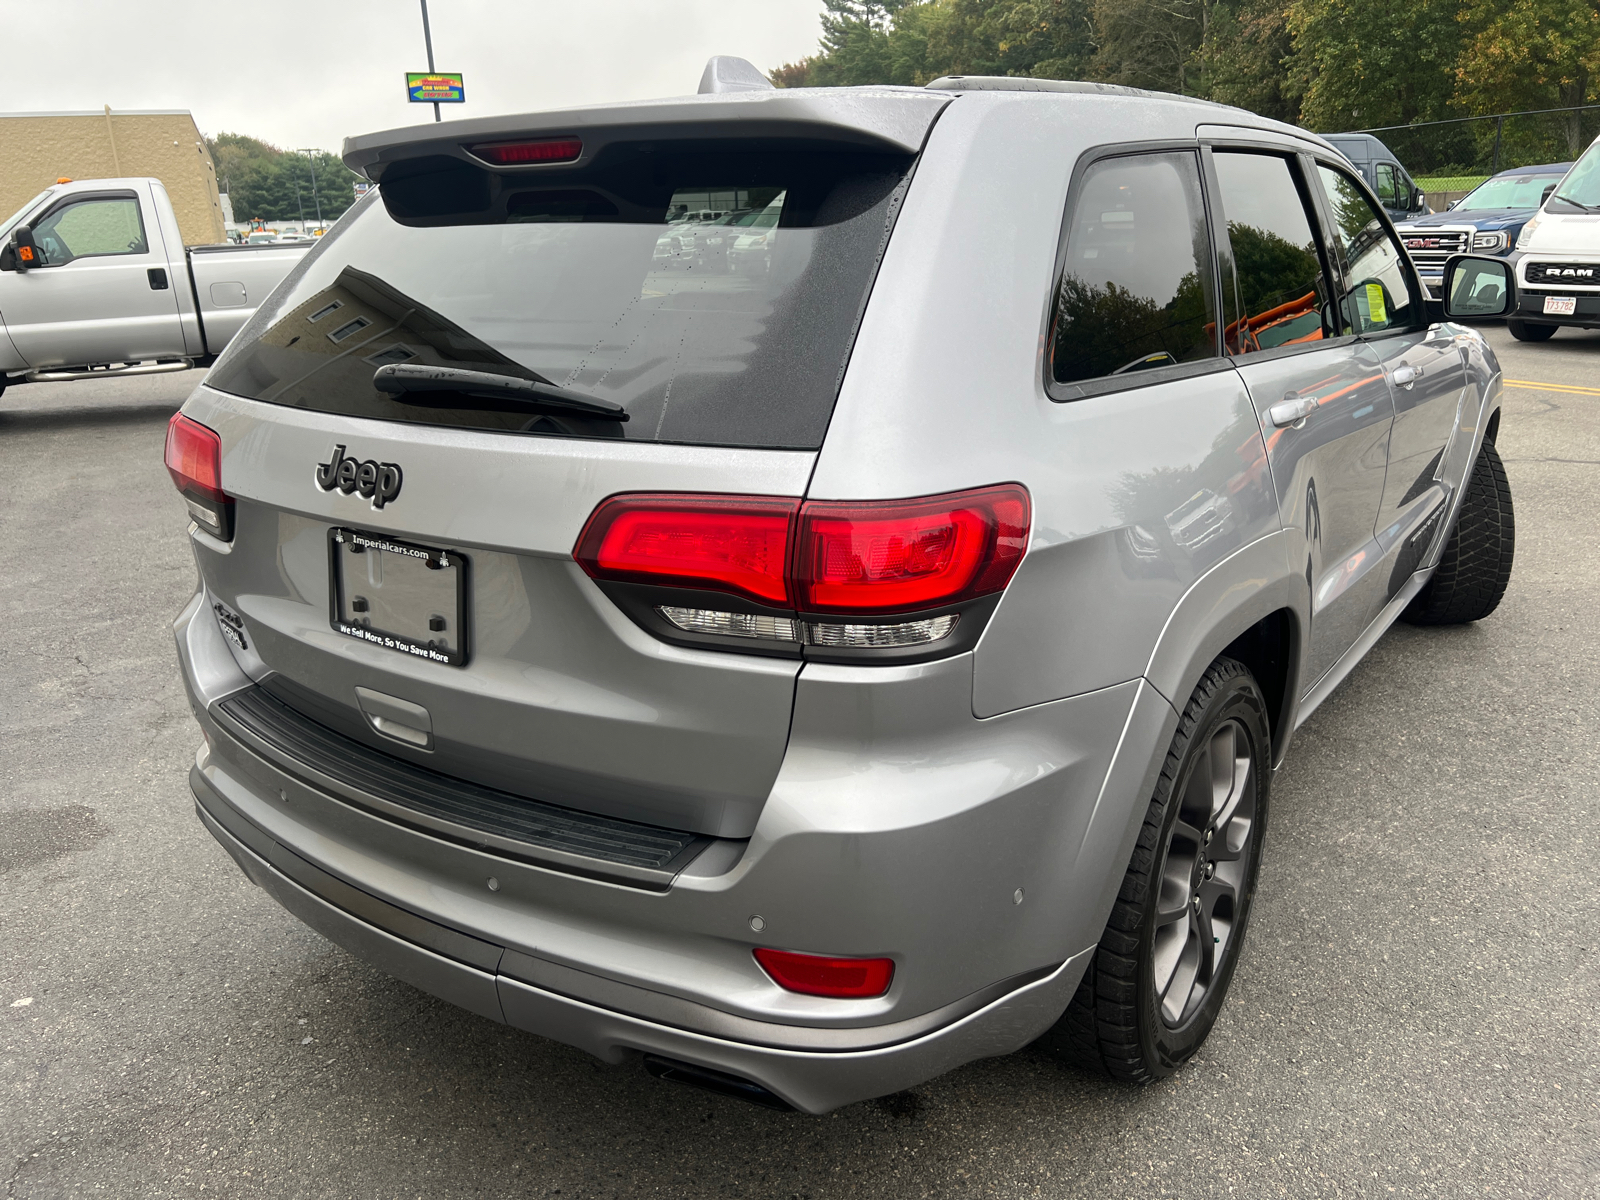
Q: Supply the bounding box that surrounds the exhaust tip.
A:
[641,1055,793,1111]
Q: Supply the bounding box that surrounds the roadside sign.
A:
[407,72,465,103]
[352,181,373,197]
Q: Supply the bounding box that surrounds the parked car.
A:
[169,62,1516,1114]
[1324,132,1429,221]
[0,178,313,399]
[1395,162,1572,299]
[1504,136,1600,341]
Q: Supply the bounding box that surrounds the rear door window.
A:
[205,144,913,450]
[1210,152,1338,355]
[1048,151,1220,388]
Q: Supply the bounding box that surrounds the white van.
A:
[1508,134,1600,341]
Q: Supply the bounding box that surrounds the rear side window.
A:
[1316,164,1420,334]
[1049,151,1219,386]
[205,144,912,450]
[32,196,148,266]
[1211,152,1337,354]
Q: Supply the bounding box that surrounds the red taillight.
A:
[165,413,224,498]
[754,948,894,999]
[165,413,232,539]
[574,494,798,606]
[469,138,583,166]
[574,485,1030,618]
[795,485,1030,613]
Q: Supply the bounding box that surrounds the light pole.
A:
[420,0,440,123]
[297,149,324,226]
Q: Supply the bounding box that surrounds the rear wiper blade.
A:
[373,364,628,421]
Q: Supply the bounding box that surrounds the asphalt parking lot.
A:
[3,325,1598,1199]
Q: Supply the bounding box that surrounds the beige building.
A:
[0,108,227,245]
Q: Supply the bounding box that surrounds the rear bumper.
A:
[175,583,1158,1111]
[192,761,1090,1113]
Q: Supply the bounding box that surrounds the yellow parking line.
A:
[1504,379,1600,396]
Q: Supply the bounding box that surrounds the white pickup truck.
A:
[0,177,313,398]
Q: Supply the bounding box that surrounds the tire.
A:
[1506,319,1557,342]
[1401,440,1515,625]
[1044,657,1271,1083]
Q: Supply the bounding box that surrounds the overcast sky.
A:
[11,0,824,153]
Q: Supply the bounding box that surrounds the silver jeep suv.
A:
[170,66,1515,1113]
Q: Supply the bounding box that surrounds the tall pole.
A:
[420,0,440,123]
[299,149,323,225]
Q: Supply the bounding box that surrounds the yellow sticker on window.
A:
[1365,282,1387,325]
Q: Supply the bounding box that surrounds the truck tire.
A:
[1402,440,1514,626]
[1044,657,1270,1083]
[1506,319,1557,342]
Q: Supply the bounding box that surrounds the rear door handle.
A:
[1268,396,1317,427]
[1392,364,1420,388]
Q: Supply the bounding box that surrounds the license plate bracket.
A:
[1543,295,1577,316]
[328,527,469,666]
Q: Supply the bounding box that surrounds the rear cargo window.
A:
[205,144,913,449]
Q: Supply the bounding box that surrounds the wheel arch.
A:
[1142,529,1305,767]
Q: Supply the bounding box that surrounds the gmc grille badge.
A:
[316,445,403,508]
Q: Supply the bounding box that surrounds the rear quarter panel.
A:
[812,92,1288,719]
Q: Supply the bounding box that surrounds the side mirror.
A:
[1540,183,1557,205]
[1411,187,1426,212]
[1442,254,1516,319]
[1446,199,1460,211]
[6,225,38,272]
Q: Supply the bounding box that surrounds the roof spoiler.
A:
[341,92,949,183]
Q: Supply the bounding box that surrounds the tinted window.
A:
[205,145,911,449]
[1212,153,1336,354]
[32,196,147,266]
[1375,163,1400,208]
[1316,165,1419,334]
[1049,152,1218,385]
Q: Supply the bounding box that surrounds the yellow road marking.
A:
[1504,378,1600,396]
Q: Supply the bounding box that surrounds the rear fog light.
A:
[754,948,894,999]
[164,413,234,541]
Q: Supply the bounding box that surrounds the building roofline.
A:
[0,109,195,119]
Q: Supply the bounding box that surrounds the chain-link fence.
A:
[1345,105,1600,209]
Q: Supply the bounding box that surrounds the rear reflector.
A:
[469,138,583,166]
[164,413,233,540]
[575,494,798,606]
[753,948,894,999]
[576,485,1030,620]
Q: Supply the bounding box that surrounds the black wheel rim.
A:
[1151,717,1257,1029]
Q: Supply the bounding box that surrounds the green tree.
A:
[1454,0,1600,155]
[1201,0,1298,121]
[207,133,362,224]
[1285,0,1466,131]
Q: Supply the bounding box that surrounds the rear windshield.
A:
[205,143,913,449]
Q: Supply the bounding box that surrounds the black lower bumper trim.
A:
[211,685,710,890]
[643,1055,795,1110]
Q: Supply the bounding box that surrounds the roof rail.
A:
[698,57,774,95]
[925,76,1166,99]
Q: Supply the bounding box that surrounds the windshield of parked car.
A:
[1551,142,1600,210]
[0,189,53,240]
[1458,172,1566,210]
[206,143,912,449]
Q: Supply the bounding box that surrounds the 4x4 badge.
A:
[315,445,403,509]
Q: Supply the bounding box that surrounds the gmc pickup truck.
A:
[0,177,312,399]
